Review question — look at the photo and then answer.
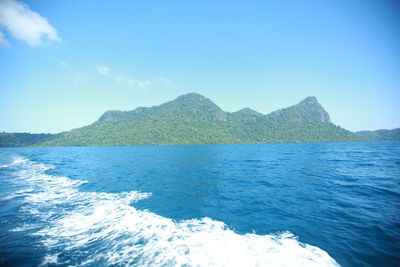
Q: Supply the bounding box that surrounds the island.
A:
[1,93,399,146]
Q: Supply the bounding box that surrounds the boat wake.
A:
[1,157,339,266]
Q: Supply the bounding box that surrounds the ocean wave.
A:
[4,157,339,266]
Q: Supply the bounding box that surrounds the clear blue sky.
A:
[1,0,399,133]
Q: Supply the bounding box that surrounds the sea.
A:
[0,142,399,266]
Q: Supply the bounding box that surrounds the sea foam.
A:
[4,157,340,266]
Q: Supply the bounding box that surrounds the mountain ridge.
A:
[0,93,399,146]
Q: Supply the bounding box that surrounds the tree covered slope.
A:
[0,133,56,147]
[355,128,400,141]
[0,93,398,146]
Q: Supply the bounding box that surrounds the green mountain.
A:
[1,93,399,146]
[0,133,56,147]
[355,128,400,141]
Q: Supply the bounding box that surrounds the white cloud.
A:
[0,0,60,46]
[97,65,110,76]
[137,80,151,87]
[0,30,9,46]
[57,59,71,69]
[159,76,172,85]
[114,74,151,88]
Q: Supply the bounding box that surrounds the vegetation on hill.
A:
[0,93,398,147]
[355,128,400,141]
[0,133,56,147]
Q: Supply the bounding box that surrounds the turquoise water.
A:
[0,142,399,266]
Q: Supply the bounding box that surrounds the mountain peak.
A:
[176,92,208,101]
[300,96,319,104]
[98,110,125,121]
[296,96,330,123]
[160,92,226,120]
[170,93,219,109]
[234,107,261,116]
[269,96,330,123]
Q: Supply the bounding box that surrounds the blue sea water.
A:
[0,142,399,266]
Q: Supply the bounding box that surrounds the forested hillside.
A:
[1,93,398,146]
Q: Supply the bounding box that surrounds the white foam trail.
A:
[4,157,340,266]
[40,253,59,266]
[0,156,28,168]
[10,224,37,232]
